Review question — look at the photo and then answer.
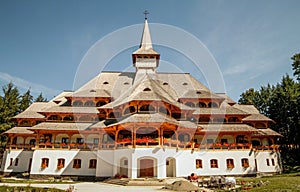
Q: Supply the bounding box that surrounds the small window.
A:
[73,100,83,107]
[124,82,129,85]
[10,158,13,166]
[41,158,49,168]
[241,158,249,168]
[124,159,128,166]
[84,101,95,107]
[182,83,188,85]
[210,159,218,168]
[196,159,202,169]
[271,159,275,166]
[57,158,65,169]
[73,159,81,169]
[196,91,201,94]
[62,137,69,144]
[103,82,109,85]
[143,88,151,91]
[226,159,234,169]
[93,138,99,145]
[90,89,96,92]
[266,159,270,166]
[89,159,97,169]
[163,82,168,85]
[76,138,84,144]
[14,158,19,166]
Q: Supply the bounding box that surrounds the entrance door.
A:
[140,159,154,177]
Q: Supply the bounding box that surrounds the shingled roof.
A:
[29,122,92,131]
[3,127,34,135]
[199,124,258,132]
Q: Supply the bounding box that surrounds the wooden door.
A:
[140,159,154,177]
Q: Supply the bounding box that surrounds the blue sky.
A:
[0,0,299,101]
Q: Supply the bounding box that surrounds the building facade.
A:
[0,18,282,179]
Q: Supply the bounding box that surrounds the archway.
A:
[166,157,176,177]
[138,158,156,177]
[119,157,129,177]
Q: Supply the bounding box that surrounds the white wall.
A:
[1,150,33,173]
[30,150,96,176]
[256,151,282,174]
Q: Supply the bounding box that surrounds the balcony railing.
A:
[5,142,280,152]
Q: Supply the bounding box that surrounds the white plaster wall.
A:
[86,134,98,144]
[30,150,96,176]
[96,150,114,177]
[1,150,33,173]
[255,151,282,173]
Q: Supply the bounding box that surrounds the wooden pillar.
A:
[132,126,136,148]
[159,127,163,147]
[52,133,57,149]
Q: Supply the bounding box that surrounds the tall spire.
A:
[139,18,153,50]
[132,11,160,74]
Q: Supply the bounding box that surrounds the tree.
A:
[34,92,48,102]
[19,89,33,113]
[292,53,300,81]
[239,56,300,168]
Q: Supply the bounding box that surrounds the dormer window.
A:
[103,82,109,85]
[183,83,188,85]
[196,91,201,94]
[163,82,168,85]
[143,88,151,91]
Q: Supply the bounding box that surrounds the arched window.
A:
[73,100,83,107]
[63,115,74,121]
[185,102,195,108]
[159,106,169,115]
[256,123,267,128]
[213,118,225,123]
[96,101,107,107]
[48,115,62,121]
[99,109,106,115]
[208,102,218,108]
[197,102,207,108]
[84,100,95,107]
[143,88,151,91]
[79,115,93,122]
[139,104,155,112]
[198,117,211,123]
[228,117,238,123]
[124,106,136,115]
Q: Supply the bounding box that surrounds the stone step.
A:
[103,178,130,186]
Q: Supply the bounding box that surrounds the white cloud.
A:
[0,72,60,99]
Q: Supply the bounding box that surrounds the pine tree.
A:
[34,92,48,102]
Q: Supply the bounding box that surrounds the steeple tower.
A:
[132,13,160,74]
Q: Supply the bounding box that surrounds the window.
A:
[97,101,107,107]
[143,88,151,91]
[73,159,81,169]
[84,101,95,107]
[196,159,202,169]
[76,138,84,144]
[57,158,65,169]
[14,158,19,166]
[185,102,195,107]
[10,158,13,166]
[210,159,218,168]
[93,138,99,145]
[241,158,249,168]
[61,137,69,144]
[89,159,97,169]
[197,102,206,108]
[226,159,234,169]
[73,100,83,107]
[271,159,275,166]
[266,159,270,166]
[41,158,49,168]
[124,159,128,166]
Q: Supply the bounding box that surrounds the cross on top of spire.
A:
[143,10,149,20]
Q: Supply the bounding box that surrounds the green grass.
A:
[0,178,75,184]
[236,173,300,192]
[0,186,64,192]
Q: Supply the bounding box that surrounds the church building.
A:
[0,17,282,179]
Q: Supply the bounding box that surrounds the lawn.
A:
[236,172,300,191]
[0,186,64,192]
